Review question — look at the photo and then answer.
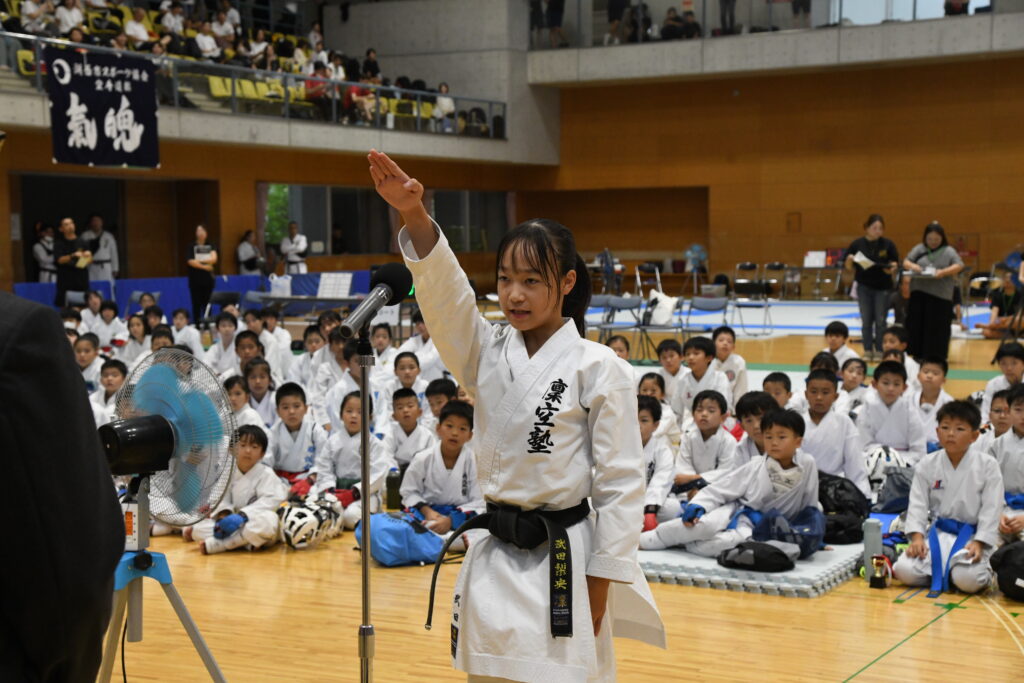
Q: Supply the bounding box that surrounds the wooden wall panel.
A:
[123,180,177,278]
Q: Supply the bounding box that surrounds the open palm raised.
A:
[368,149,424,213]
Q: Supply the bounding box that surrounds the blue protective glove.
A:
[214,513,247,539]
[681,504,706,523]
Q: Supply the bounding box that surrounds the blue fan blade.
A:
[171,461,202,513]
[175,390,224,459]
[133,364,180,416]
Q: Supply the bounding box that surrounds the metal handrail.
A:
[0,30,508,138]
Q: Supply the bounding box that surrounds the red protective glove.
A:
[334,488,359,508]
[289,479,312,498]
[642,513,658,532]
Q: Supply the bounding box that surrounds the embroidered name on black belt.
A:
[527,378,567,454]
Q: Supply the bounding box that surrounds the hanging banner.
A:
[45,46,159,168]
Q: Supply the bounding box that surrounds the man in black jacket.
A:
[0,292,123,681]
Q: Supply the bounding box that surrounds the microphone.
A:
[340,262,413,338]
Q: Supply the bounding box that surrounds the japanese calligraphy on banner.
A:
[44,47,159,168]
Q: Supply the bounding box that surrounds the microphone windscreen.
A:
[371,262,413,306]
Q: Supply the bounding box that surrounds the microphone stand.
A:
[357,322,376,683]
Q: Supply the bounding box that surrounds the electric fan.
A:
[684,243,709,295]
[96,347,236,683]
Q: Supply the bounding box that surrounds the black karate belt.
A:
[93,260,111,264]
[424,499,590,638]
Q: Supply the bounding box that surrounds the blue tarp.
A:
[13,271,372,318]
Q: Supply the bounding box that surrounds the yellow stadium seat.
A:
[420,101,434,119]
[266,81,286,98]
[16,49,35,77]
[185,28,197,38]
[207,75,231,99]
[238,79,261,101]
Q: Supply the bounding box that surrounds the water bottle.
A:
[386,468,402,510]
[862,517,882,581]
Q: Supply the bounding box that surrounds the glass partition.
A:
[0,31,507,139]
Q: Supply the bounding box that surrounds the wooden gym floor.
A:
[109,335,1024,682]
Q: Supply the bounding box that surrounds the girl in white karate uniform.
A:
[204,313,239,376]
[637,396,676,527]
[244,358,277,428]
[370,150,664,683]
[117,314,151,367]
[312,390,392,529]
[90,301,129,350]
[224,376,273,447]
[835,357,869,417]
[187,425,288,554]
[638,372,681,449]
[286,324,326,390]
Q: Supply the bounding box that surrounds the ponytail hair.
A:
[495,219,592,335]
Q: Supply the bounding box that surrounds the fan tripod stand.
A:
[98,476,226,683]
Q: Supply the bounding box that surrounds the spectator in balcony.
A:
[150,42,195,106]
[362,47,380,79]
[66,25,92,46]
[659,7,685,40]
[529,0,544,48]
[327,51,346,81]
[682,10,702,39]
[161,1,184,36]
[108,29,128,50]
[125,7,157,50]
[792,0,811,28]
[719,0,736,34]
[211,10,234,48]
[240,27,269,65]
[20,0,60,37]
[252,41,279,71]
[219,0,240,27]
[287,37,309,73]
[432,81,455,133]
[195,21,221,60]
[624,2,651,43]
[545,0,567,48]
[604,0,625,45]
[55,0,86,37]
[305,61,337,122]
[307,20,322,50]
[83,0,118,31]
[312,40,328,68]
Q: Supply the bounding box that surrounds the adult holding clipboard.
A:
[843,214,899,360]
[53,216,92,307]
[903,221,964,362]
[186,224,218,323]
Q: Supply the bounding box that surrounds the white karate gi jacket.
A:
[711,353,748,399]
[643,435,675,509]
[265,413,328,476]
[799,407,870,496]
[400,443,484,514]
[676,425,737,484]
[857,389,928,465]
[381,421,437,467]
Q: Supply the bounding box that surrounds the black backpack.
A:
[718,541,796,572]
[819,472,870,544]
[991,541,1024,602]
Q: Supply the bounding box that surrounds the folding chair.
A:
[596,296,643,346]
[597,249,622,295]
[65,291,87,307]
[683,296,729,339]
[202,291,241,328]
[762,261,786,299]
[123,290,161,317]
[242,289,266,312]
[734,262,758,290]
[731,280,773,336]
[634,263,662,295]
[637,295,684,360]
[812,266,843,301]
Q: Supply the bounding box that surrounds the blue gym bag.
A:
[355,512,445,567]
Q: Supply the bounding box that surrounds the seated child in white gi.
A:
[639,372,681,448]
[224,375,272,442]
[835,357,869,417]
[371,350,429,428]
[117,314,151,367]
[638,395,676,529]
[203,312,239,376]
[763,372,793,410]
[672,336,732,427]
[787,352,840,413]
[981,342,1024,417]
[400,400,484,551]
[711,325,748,400]
[75,333,105,394]
[991,386,1024,545]
[317,338,361,431]
[265,382,328,495]
[672,390,736,505]
[128,326,174,374]
[90,300,128,349]
[858,361,928,466]
[423,378,458,431]
[370,322,398,378]
[734,391,777,467]
[655,338,686,405]
[882,326,921,391]
[641,409,821,556]
[313,390,392,528]
[976,389,1012,454]
[171,308,204,357]
[186,425,288,554]
[382,387,437,474]
[823,320,860,368]
[799,369,870,496]
[91,358,127,422]
[892,401,1004,594]
[244,357,277,428]
[912,357,954,452]
[286,324,326,389]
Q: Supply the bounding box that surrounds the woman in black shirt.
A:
[843,214,899,360]
[186,224,218,323]
[53,217,91,307]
